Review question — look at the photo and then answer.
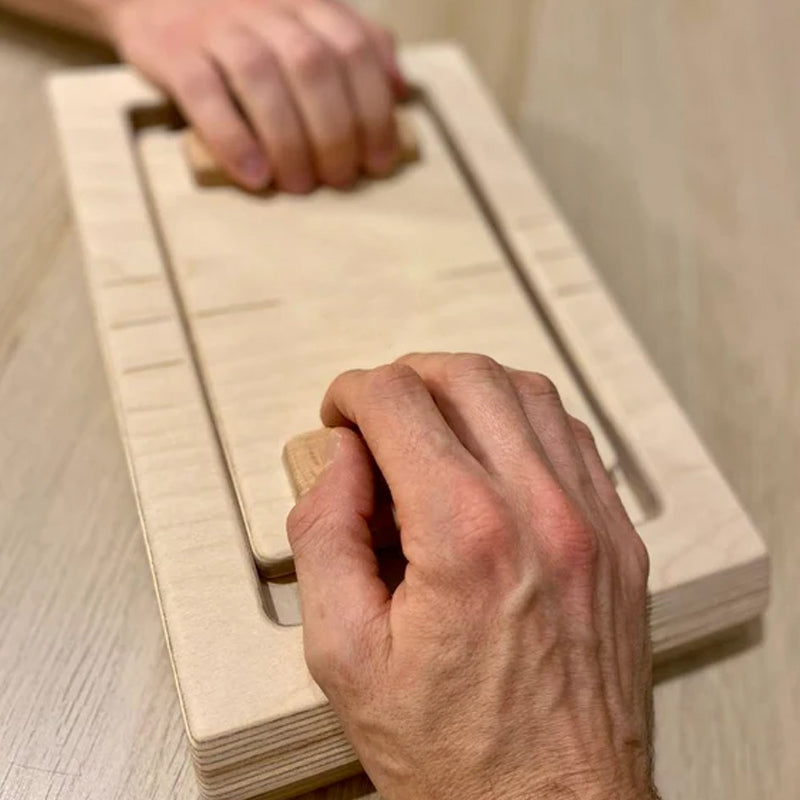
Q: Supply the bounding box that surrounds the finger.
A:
[567,416,628,523]
[567,416,649,576]
[326,1,408,96]
[364,22,407,96]
[505,367,604,524]
[297,0,398,175]
[167,56,270,190]
[207,21,316,194]
[253,9,360,187]
[320,364,479,520]
[286,428,390,666]
[568,415,650,717]
[393,353,556,488]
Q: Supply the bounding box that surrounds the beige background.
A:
[1,1,798,798]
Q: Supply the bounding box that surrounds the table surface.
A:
[1,11,797,800]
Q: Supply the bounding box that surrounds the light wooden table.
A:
[0,10,795,800]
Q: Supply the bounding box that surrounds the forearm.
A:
[0,0,122,40]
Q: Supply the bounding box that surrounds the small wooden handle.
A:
[282,428,400,551]
[282,428,335,499]
[184,108,420,188]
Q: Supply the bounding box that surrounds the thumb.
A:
[286,428,390,658]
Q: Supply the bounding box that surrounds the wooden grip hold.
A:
[184,109,420,188]
[282,428,402,556]
[282,428,335,499]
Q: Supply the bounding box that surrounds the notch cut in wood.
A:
[183,108,421,188]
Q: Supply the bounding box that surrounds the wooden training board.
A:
[49,44,769,800]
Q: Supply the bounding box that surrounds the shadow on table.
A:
[654,617,764,685]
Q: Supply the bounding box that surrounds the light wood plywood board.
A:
[48,43,769,800]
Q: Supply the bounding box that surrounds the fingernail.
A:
[369,148,398,177]
[325,429,341,464]
[240,152,270,187]
[281,174,316,195]
[326,167,359,189]
[391,67,409,98]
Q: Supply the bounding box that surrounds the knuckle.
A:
[553,526,599,579]
[226,138,260,169]
[271,138,307,170]
[278,163,316,193]
[376,26,395,51]
[608,533,650,608]
[305,626,376,694]
[288,34,330,82]
[233,45,276,85]
[319,124,359,162]
[363,362,421,400]
[519,371,561,401]
[628,534,651,587]
[542,496,599,577]
[367,23,395,55]
[323,162,359,187]
[451,485,517,563]
[286,494,326,554]
[568,416,596,445]
[335,30,371,65]
[394,351,424,363]
[304,635,347,688]
[171,61,217,102]
[442,353,505,386]
[147,20,187,56]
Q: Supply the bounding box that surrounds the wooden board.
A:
[47,44,769,800]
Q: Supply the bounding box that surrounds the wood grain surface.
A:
[1,4,797,800]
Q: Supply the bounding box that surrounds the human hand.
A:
[287,353,657,800]
[107,0,404,191]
